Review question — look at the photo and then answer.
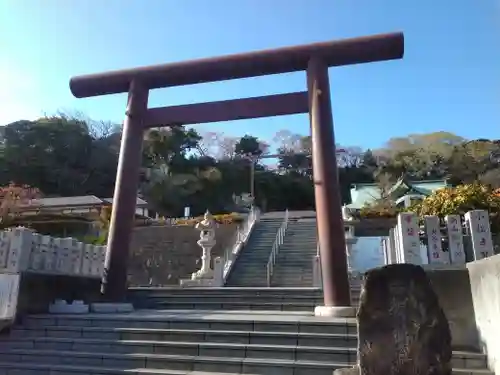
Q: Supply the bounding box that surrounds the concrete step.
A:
[270,280,315,286]
[276,252,316,256]
[133,295,324,304]
[0,348,350,375]
[0,338,489,370]
[0,337,358,363]
[271,275,313,280]
[236,246,273,250]
[234,259,271,263]
[271,282,314,288]
[0,347,489,375]
[128,290,357,302]
[131,301,318,312]
[5,308,492,375]
[285,236,315,239]
[21,312,358,335]
[11,326,357,348]
[0,361,489,375]
[277,247,316,250]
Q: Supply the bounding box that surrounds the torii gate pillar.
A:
[308,58,351,313]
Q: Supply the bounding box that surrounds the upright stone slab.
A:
[81,244,93,276]
[7,227,33,273]
[0,231,10,269]
[69,241,84,275]
[424,215,449,265]
[396,213,422,264]
[44,236,57,272]
[29,233,43,271]
[357,264,451,375]
[464,210,494,260]
[445,215,466,264]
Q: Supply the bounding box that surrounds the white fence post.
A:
[213,257,224,286]
[388,228,397,264]
[445,214,466,264]
[465,210,494,260]
[394,225,402,263]
[381,238,388,265]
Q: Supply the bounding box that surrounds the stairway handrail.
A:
[266,209,290,287]
[222,206,260,282]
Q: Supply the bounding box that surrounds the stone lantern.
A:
[191,210,217,280]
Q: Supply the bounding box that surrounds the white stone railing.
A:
[0,227,107,320]
[266,209,289,287]
[382,210,494,267]
[222,206,260,282]
[0,227,106,278]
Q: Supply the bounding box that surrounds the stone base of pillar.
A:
[314,305,356,317]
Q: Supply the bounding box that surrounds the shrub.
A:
[409,183,500,231]
[411,183,500,217]
[359,200,402,219]
[158,212,244,226]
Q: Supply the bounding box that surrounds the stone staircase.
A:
[0,288,491,375]
[225,217,283,287]
[128,286,361,312]
[271,218,317,287]
[128,287,325,311]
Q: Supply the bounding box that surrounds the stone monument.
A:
[336,263,452,375]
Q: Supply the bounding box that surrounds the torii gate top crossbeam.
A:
[70,32,404,98]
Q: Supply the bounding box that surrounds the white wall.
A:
[350,237,386,272]
[467,255,500,375]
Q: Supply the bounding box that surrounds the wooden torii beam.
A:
[70,32,404,316]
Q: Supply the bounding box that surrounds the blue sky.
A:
[1,0,499,150]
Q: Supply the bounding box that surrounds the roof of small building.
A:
[347,178,449,209]
[27,195,148,208]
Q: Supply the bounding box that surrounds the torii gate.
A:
[70,32,404,315]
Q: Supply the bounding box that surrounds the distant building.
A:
[15,195,153,237]
[346,177,450,211]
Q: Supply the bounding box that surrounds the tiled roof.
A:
[30,196,103,207]
[26,195,148,208]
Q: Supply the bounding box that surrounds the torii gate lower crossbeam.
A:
[70,32,404,316]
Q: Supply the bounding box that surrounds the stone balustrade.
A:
[0,227,106,278]
[382,209,495,267]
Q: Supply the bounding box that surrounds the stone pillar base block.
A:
[314,305,356,317]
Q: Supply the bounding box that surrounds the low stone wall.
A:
[425,268,478,351]
[127,224,238,286]
[17,273,102,316]
[467,254,500,375]
[415,255,500,374]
